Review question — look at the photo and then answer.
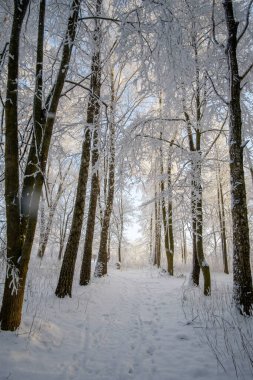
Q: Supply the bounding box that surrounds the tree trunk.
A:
[182,224,187,264]
[107,231,111,262]
[183,35,211,295]
[55,0,102,297]
[194,151,210,295]
[94,67,116,278]
[150,214,153,263]
[20,0,80,242]
[0,0,31,331]
[223,0,253,314]
[79,127,100,285]
[117,195,124,264]
[160,139,172,274]
[38,191,46,258]
[217,173,229,274]
[154,194,161,268]
[1,0,81,330]
[19,0,81,305]
[191,193,200,286]
[167,148,174,274]
[183,100,201,287]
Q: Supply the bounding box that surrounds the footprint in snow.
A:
[128,367,134,374]
[176,333,190,341]
[146,346,155,355]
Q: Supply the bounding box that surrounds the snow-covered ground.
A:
[0,265,252,380]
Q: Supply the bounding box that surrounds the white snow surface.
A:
[0,266,252,380]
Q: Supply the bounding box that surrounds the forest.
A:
[0,0,253,379]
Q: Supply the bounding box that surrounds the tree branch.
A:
[212,0,225,48]
[135,134,186,151]
[237,0,253,43]
[206,70,229,105]
[240,62,253,81]
[65,79,108,108]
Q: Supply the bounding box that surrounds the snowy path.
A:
[0,268,244,380]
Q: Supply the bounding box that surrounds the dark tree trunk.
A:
[183,35,211,295]
[55,0,102,297]
[1,0,81,330]
[183,105,201,287]
[79,127,100,285]
[20,0,81,305]
[150,214,153,263]
[217,174,229,274]
[160,145,173,275]
[191,131,210,294]
[117,195,124,265]
[94,68,116,278]
[20,0,46,243]
[154,194,161,268]
[38,191,46,258]
[191,197,200,286]
[181,222,187,264]
[0,0,31,331]
[167,148,174,273]
[194,152,210,295]
[20,0,80,241]
[223,0,253,314]
[107,231,111,262]
[54,128,92,297]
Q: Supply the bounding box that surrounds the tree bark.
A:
[223,0,253,314]
[167,147,174,274]
[182,34,211,295]
[94,67,116,278]
[0,0,31,331]
[217,170,229,274]
[1,0,81,330]
[117,195,124,265]
[181,222,187,264]
[160,141,172,275]
[79,127,100,284]
[20,0,80,242]
[154,193,161,268]
[38,191,46,258]
[150,214,153,263]
[55,0,102,297]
